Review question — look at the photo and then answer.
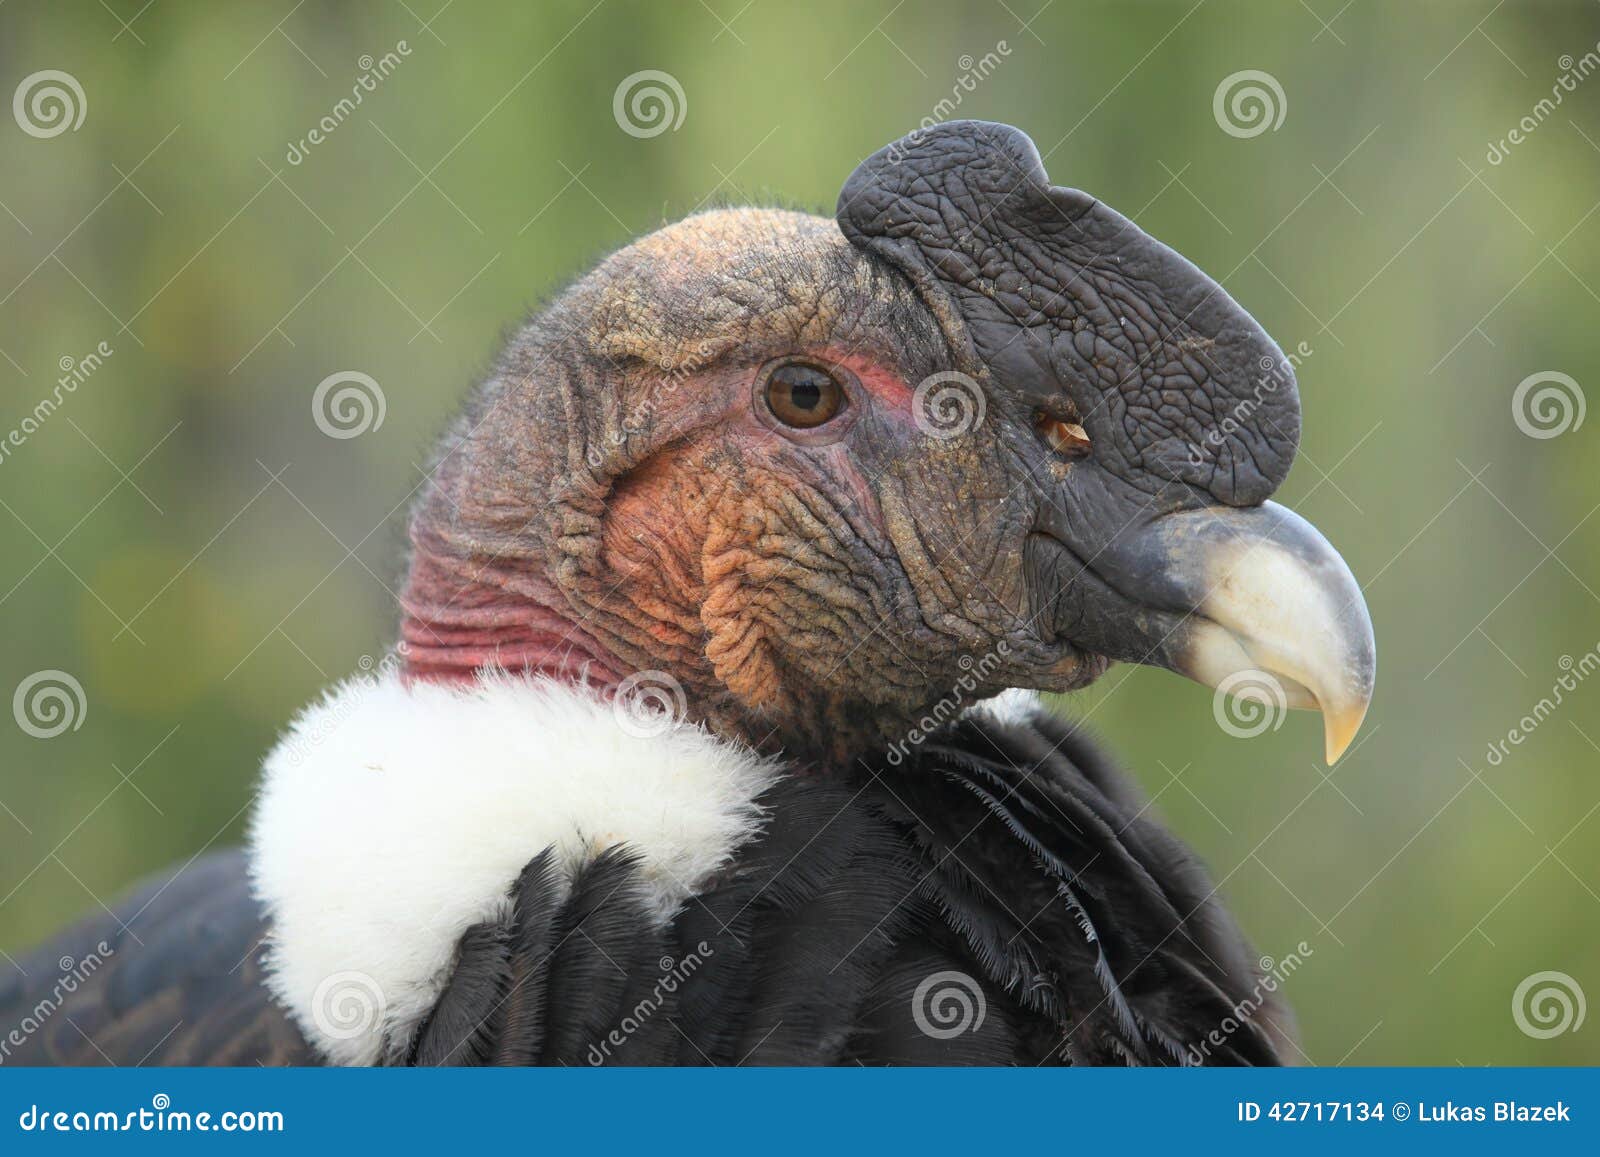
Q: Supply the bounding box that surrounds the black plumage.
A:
[0,711,1285,1067]
[0,849,313,1066]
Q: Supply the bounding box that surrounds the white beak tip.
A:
[1322,698,1370,765]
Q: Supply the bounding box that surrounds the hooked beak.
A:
[1049,501,1376,764]
[1159,503,1375,763]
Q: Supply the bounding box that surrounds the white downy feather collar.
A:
[248,671,782,1065]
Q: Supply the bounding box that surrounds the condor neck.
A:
[398,551,623,687]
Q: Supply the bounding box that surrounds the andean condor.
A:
[1,122,1374,1067]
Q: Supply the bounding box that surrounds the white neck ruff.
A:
[248,671,783,1065]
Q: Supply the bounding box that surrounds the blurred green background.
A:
[2,0,1597,1064]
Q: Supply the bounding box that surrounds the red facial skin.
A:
[398,347,918,698]
[398,566,623,687]
[830,349,914,409]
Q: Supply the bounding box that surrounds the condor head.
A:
[400,121,1375,763]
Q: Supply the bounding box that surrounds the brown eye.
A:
[764,362,845,429]
[1036,411,1092,459]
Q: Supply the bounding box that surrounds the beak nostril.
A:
[1036,411,1092,459]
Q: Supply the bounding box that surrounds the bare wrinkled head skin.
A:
[404,207,1097,755]
[403,122,1376,763]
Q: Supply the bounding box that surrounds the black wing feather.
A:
[0,850,312,1066]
